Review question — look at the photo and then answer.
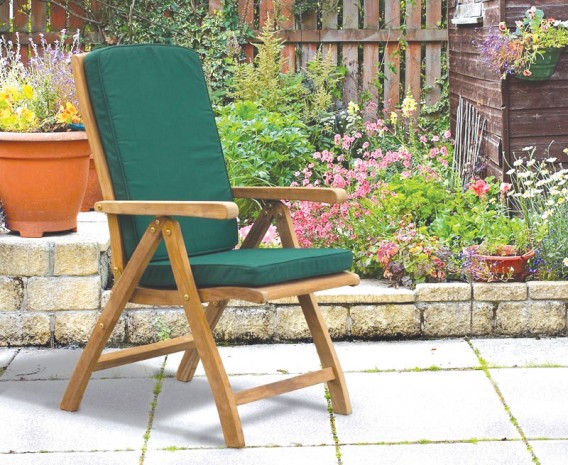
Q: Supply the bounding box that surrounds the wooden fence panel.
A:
[363,1,380,105]
[384,1,401,108]
[0,0,448,107]
[405,0,422,108]
[342,0,359,103]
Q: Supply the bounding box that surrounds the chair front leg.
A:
[60,217,165,412]
[162,219,245,448]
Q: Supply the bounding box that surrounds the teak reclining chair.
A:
[62,44,360,447]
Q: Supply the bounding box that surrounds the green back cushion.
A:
[84,45,237,260]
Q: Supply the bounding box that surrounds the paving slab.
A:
[164,340,479,379]
[148,376,333,448]
[0,451,140,465]
[164,343,321,377]
[334,339,479,371]
[0,348,17,369]
[471,338,568,367]
[334,372,519,443]
[530,440,568,465]
[2,348,164,381]
[145,446,338,465]
[490,368,568,438]
[341,441,533,465]
[0,378,154,453]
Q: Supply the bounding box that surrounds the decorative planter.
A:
[465,246,535,282]
[80,155,103,212]
[0,131,90,238]
[515,48,563,81]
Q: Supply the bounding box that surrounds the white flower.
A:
[526,159,536,167]
[546,199,555,206]
[522,146,534,151]
[506,168,516,175]
[524,180,534,186]
[546,157,557,163]
[536,180,547,187]
[513,159,524,166]
[517,172,532,179]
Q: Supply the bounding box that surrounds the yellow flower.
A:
[401,93,417,118]
[347,101,360,116]
[57,102,82,125]
[0,85,19,104]
[390,111,398,123]
[563,258,568,267]
[22,84,34,99]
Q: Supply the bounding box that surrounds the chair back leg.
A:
[176,299,229,382]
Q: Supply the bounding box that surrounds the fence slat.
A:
[321,2,338,66]
[384,0,401,107]
[342,0,359,103]
[299,10,317,70]
[68,0,84,31]
[363,1,380,105]
[31,0,47,32]
[425,0,443,106]
[280,0,295,73]
[0,1,10,32]
[405,0,422,110]
[259,0,273,29]
[238,0,254,62]
[13,0,29,32]
[49,0,67,32]
[209,0,222,13]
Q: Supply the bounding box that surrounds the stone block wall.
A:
[0,214,567,347]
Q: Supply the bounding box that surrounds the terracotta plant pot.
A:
[0,131,90,238]
[465,245,535,282]
[80,155,103,212]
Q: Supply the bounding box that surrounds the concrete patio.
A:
[1,337,567,464]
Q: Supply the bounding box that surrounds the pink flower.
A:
[431,135,440,142]
[500,182,512,194]
[362,141,370,149]
[419,135,428,143]
[334,134,341,145]
[498,22,507,32]
[523,69,532,77]
[469,179,491,197]
[443,130,452,139]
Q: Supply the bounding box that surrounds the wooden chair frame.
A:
[61,52,360,448]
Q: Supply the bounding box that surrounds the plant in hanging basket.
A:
[0,32,97,237]
[475,6,568,80]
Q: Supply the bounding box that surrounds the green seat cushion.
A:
[140,248,353,288]
[84,44,238,262]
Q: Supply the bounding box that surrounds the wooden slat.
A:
[31,0,47,32]
[384,1,401,106]
[282,28,447,43]
[68,0,84,31]
[299,10,317,69]
[232,186,347,204]
[238,0,254,62]
[0,0,9,32]
[363,1,380,105]
[94,200,239,219]
[13,0,29,32]
[342,0,359,103]
[321,1,338,66]
[425,0,442,105]
[235,368,335,405]
[280,0,295,72]
[49,0,67,31]
[259,0,273,29]
[405,0,422,110]
[209,0,222,13]
[95,336,195,371]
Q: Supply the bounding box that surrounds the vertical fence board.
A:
[259,0,273,29]
[238,0,254,62]
[68,1,84,31]
[425,0,442,106]
[13,0,29,32]
[363,1,380,105]
[321,2,338,66]
[384,0,401,107]
[209,0,222,13]
[50,0,67,31]
[31,0,47,32]
[280,0,295,73]
[405,0,422,109]
[0,0,10,32]
[342,0,359,103]
[299,10,317,70]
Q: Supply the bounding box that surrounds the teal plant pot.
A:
[515,48,563,81]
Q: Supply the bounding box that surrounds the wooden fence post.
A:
[342,0,359,103]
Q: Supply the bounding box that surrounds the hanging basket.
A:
[515,48,563,81]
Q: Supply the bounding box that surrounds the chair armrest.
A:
[231,187,347,204]
[95,201,239,220]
